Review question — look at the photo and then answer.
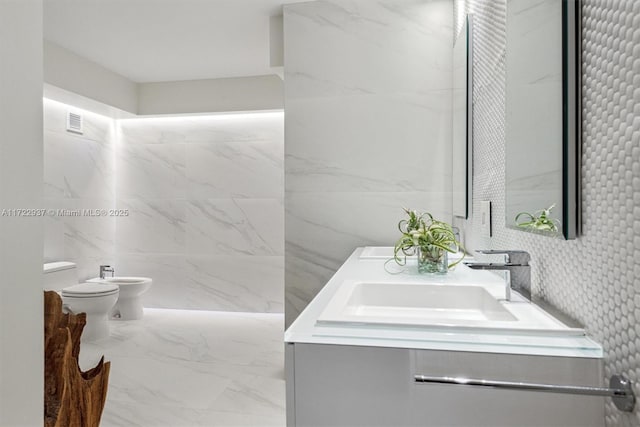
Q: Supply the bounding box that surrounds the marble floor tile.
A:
[206,374,286,418]
[106,357,232,410]
[101,400,206,427]
[80,309,285,427]
[197,410,285,427]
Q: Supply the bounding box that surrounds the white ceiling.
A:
[44,0,299,83]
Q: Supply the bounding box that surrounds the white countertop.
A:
[285,247,603,358]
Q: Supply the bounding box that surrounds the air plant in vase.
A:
[515,204,560,233]
[389,208,464,274]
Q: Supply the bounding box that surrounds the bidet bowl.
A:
[88,276,152,320]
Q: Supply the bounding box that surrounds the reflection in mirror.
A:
[452,15,473,219]
[505,0,580,239]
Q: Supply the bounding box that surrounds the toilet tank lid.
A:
[43,261,76,273]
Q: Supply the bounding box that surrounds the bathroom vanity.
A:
[285,248,604,427]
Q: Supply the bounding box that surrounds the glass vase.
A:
[417,246,448,274]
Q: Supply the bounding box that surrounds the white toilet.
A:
[43,262,119,341]
[88,276,152,320]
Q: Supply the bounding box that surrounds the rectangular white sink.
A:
[317,281,585,336]
[360,246,467,261]
[342,282,516,322]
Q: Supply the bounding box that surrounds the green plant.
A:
[515,204,559,233]
[389,208,464,271]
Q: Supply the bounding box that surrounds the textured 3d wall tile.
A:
[455,0,640,424]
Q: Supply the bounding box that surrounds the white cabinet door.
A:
[288,343,605,427]
[290,343,413,426]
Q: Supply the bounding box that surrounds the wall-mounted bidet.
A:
[89,271,152,320]
[43,262,119,341]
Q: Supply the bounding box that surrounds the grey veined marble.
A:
[44,102,284,313]
[284,0,453,325]
[43,101,116,279]
[80,309,285,427]
[116,113,284,313]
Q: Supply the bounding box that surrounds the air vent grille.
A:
[66,111,83,134]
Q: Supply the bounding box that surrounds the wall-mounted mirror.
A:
[505,0,580,239]
[452,14,473,219]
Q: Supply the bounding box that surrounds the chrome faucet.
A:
[464,250,531,301]
[99,265,115,279]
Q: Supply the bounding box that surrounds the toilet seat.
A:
[62,282,119,298]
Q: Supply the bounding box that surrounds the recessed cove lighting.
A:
[116,110,284,123]
[43,98,113,123]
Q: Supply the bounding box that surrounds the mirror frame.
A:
[505,0,581,239]
[452,14,473,219]
[563,0,581,239]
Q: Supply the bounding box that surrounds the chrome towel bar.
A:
[414,374,635,412]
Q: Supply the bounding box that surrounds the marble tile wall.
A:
[44,103,284,312]
[284,0,454,325]
[43,99,116,280]
[115,113,285,313]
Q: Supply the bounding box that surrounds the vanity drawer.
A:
[287,343,604,427]
[410,349,604,427]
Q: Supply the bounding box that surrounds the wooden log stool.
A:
[44,291,110,427]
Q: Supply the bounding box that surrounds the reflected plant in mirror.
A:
[387,209,464,274]
[515,204,560,234]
